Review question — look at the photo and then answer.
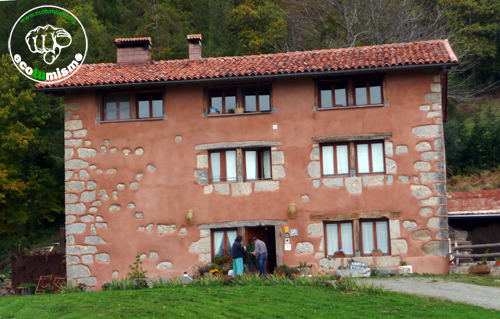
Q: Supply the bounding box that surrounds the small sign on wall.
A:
[284,244,292,251]
[290,229,299,237]
[285,238,290,244]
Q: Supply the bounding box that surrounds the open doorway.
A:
[245,226,276,274]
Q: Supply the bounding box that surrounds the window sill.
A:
[361,254,391,257]
[321,173,385,178]
[315,104,384,111]
[98,117,165,124]
[204,109,275,118]
[210,179,273,184]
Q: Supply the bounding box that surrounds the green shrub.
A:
[104,279,137,291]
[127,255,147,280]
[60,284,85,294]
[149,277,185,289]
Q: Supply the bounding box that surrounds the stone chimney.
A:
[115,37,152,65]
[187,34,202,61]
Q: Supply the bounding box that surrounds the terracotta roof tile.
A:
[36,39,458,89]
[114,37,152,45]
[187,34,202,41]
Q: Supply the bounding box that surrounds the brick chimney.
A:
[187,34,202,61]
[114,37,152,65]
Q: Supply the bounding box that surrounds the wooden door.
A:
[245,226,270,273]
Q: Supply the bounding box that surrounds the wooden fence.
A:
[451,242,500,259]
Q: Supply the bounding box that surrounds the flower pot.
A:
[17,287,29,296]
[234,107,244,114]
[469,265,491,275]
[495,260,500,267]
[298,268,310,277]
[333,252,345,258]
[372,251,383,256]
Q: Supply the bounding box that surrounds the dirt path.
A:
[360,277,500,311]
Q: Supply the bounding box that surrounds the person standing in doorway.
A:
[253,237,268,276]
[245,237,258,274]
[231,235,247,276]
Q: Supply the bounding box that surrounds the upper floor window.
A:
[208,86,271,114]
[319,78,383,108]
[137,93,163,118]
[244,149,271,180]
[356,141,385,174]
[355,80,382,105]
[209,148,271,183]
[210,150,237,183]
[244,87,271,112]
[210,89,236,114]
[321,144,349,176]
[320,140,385,176]
[102,92,163,121]
[104,94,131,120]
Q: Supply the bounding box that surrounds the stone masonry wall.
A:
[299,75,448,267]
[64,103,185,289]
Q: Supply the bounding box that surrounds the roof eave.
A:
[33,62,459,93]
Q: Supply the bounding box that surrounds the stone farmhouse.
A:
[35,35,458,290]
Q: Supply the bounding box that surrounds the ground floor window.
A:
[211,229,237,258]
[324,219,390,256]
[360,220,390,255]
[324,222,354,256]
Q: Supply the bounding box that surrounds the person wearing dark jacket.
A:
[231,235,247,276]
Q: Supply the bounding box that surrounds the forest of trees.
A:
[1,0,500,260]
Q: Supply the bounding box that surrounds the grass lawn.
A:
[0,285,499,318]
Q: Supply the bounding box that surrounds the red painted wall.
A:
[63,69,449,289]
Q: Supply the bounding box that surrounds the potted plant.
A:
[209,107,219,114]
[297,261,311,276]
[234,107,244,114]
[17,282,36,295]
[285,267,299,278]
[398,261,412,275]
[470,253,491,274]
[372,248,383,256]
[228,108,235,114]
[333,250,345,258]
[495,257,500,267]
[275,265,288,277]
